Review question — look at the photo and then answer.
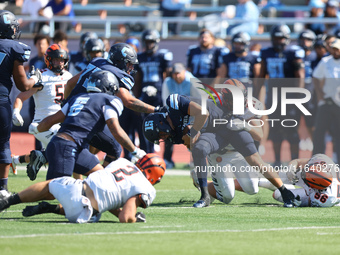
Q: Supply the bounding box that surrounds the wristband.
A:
[190,128,199,137]
[13,108,20,114]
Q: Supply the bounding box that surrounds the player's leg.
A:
[89,126,122,167]
[49,177,94,223]
[45,136,79,180]
[191,133,222,207]
[0,100,13,193]
[231,153,259,195]
[0,180,55,212]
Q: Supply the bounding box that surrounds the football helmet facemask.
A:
[84,38,105,62]
[270,24,291,52]
[44,44,69,74]
[141,29,160,54]
[0,10,20,40]
[143,113,175,144]
[231,32,251,54]
[298,29,316,51]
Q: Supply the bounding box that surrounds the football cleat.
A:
[0,192,11,212]
[193,197,211,208]
[9,155,17,175]
[135,212,146,223]
[26,150,47,181]
[0,189,11,199]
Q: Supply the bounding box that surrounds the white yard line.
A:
[1,226,340,239]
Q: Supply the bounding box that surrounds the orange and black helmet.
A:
[44,44,69,73]
[136,153,166,185]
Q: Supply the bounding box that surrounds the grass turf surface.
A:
[1,168,340,255]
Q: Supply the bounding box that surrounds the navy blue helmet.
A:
[143,113,174,144]
[0,10,20,39]
[86,70,119,96]
[270,24,291,52]
[141,29,160,54]
[231,32,251,54]
[84,38,105,62]
[108,43,138,72]
[298,29,316,51]
[79,31,98,51]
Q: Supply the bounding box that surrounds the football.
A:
[303,164,333,190]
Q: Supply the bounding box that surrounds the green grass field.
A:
[1,168,340,255]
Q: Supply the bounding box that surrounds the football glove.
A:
[142,86,157,97]
[28,122,39,135]
[131,147,146,164]
[279,185,301,207]
[135,212,146,223]
[29,66,44,89]
[12,108,24,126]
[154,105,168,113]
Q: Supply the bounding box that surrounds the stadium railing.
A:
[18,14,339,39]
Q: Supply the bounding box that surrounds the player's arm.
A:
[288,158,309,170]
[188,101,209,132]
[293,58,305,88]
[182,101,209,147]
[64,71,82,99]
[35,110,66,133]
[12,88,40,126]
[106,117,136,153]
[246,118,263,141]
[12,60,39,92]
[116,87,155,113]
[117,196,140,223]
[254,59,267,98]
[212,63,227,86]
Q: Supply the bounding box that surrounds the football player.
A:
[256,24,305,167]
[29,70,145,180]
[68,31,98,75]
[191,89,265,204]
[134,29,173,154]
[214,32,261,88]
[272,154,340,207]
[186,29,229,79]
[49,43,157,174]
[11,44,72,177]
[143,82,299,208]
[83,38,105,63]
[0,10,43,195]
[0,154,165,223]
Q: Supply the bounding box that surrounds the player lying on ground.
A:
[143,79,300,208]
[270,154,340,207]
[0,154,165,223]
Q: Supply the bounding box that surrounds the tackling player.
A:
[29,70,146,180]
[142,80,299,208]
[0,10,43,195]
[0,154,166,223]
[11,44,72,177]
[191,91,265,204]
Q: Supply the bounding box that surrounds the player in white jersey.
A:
[0,154,166,223]
[191,80,266,204]
[11,44,71,174]
[272,154,340,207]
